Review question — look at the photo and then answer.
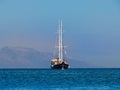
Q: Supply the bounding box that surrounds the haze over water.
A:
[0,1,120,67]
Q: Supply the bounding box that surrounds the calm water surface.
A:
[0,68,120,90]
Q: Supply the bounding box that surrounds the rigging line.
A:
[52,31,58,59]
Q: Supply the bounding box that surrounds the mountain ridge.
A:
[0,47,52,68]
[0,47,95,68]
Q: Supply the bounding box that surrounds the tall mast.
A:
[58,20,63,60]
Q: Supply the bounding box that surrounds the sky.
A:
[0,0,120,68]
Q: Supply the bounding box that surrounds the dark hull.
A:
[51,63,69,69]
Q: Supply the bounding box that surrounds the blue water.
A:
[0,69,120,90]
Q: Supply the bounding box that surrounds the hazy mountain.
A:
[0,47,52,68]
[0,47,95,68]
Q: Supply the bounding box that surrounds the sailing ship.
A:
[51,20,69,69]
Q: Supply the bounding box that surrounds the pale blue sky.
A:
[0,0,120,67]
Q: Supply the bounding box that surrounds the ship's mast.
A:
[58,20,63,60]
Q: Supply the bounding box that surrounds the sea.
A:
[0,68,120,90]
